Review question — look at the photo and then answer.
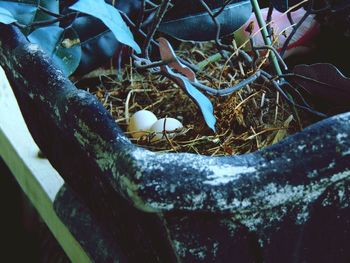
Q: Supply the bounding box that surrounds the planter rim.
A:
[0,24,349,217]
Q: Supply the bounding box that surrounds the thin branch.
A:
[119,10,199,72]
[287,12,295,26]
[281,73,334,87]
[266,4,274,36]
[237,49,254,65]
[17,12,81,28]
[260,71,327,117]
[120,11,159,47]
[311,1,332,13]
[213,0,235,17]
[136,0,146,29]
[279,9,310,58]
[249,37,259,71]
[198,0,234,52]
[254,45,288,70]
[142,0,172,58]
[145,0,159,8]
[282,81,317,110]
[193,71,261,96]
[38,6,63,18]
[133,55,167,70]
[279,0,331,57]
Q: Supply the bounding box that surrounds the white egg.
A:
[150,117,183,141]
[128,110,157,138]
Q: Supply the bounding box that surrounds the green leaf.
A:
[0,0,59,33]
[159,0,252,41]
[69,0,141,53]
[28,26,82,76]
[182,79,216,132]
[32,0,59,25]
[0,6,17,24]
[0,1,37,26]
[164,66,216,132]
[197,53,222,70]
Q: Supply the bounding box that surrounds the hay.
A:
[76,41,312,156]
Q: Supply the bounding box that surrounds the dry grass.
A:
[77,41,311,156]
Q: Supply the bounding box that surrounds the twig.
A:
[260,71,327,118]
[15,12,81,29]
[218,0,309,85]
[142,0,172,58]
[192,71,261,96]
[136,0,146,28]
[282,81,318,110]
[38,6,63,18]
[279,9,311,57]
[232,39,258,109]
[281,73,335,87]
[279,0,331,58]
[119,10,200,72]
[163,117,178,152]
[213,0,235,17]
[133,56,167,70]
[145,0,158,8]
[254,45,288,70]
[287,12,295,25]
[266,4,274,36]
[274,91,279,124]
[198,0,234,52]
[125,89,153,123]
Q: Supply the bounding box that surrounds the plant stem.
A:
[250,0,283,76]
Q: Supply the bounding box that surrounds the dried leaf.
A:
[272,115,293,144]
[158,37,196,81]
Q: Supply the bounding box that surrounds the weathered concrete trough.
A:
[1,24,350,262]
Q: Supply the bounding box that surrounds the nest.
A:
[75,41,313,156]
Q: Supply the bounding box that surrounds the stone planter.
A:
[1,24,350,262]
